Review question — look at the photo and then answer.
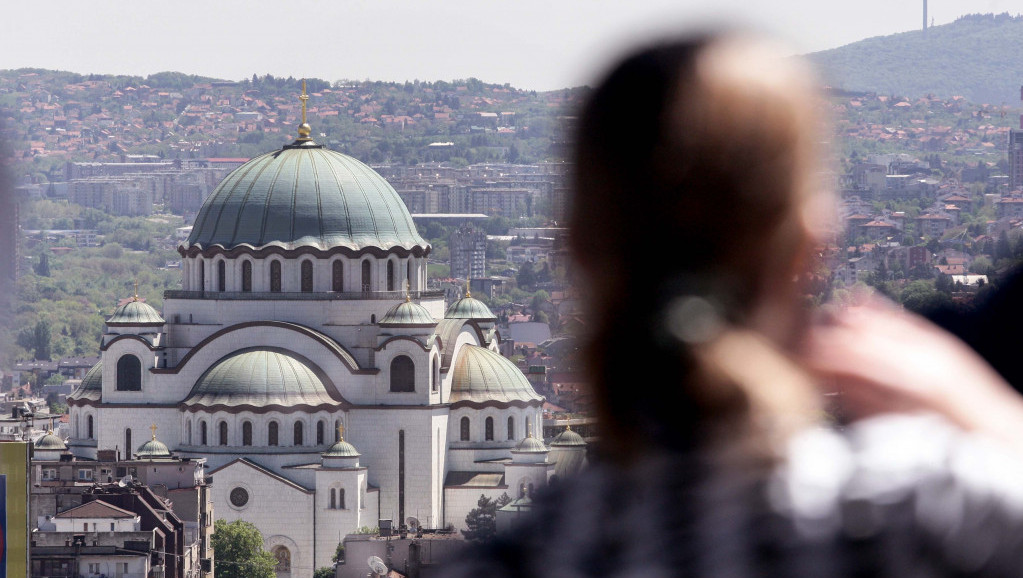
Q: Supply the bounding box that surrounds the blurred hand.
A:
[803,299,1023,446]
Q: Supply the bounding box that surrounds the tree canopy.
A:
[462,493,512,543]
[211,519,276,578]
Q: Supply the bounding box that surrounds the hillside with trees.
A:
[809,13,1023,105]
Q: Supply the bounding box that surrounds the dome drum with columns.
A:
[66,87,576,577]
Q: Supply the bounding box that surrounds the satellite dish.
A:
[367,556,387,576]
[406,517,420,531]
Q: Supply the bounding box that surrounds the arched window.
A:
[268,422,278,446]
[387,260,396,291]
[87,415,94,439]
[430,357,438,392]
[460,416,470,441]
[361,260,371,292]
[217,260,226,292]
[294,421,304,446]
[301,260,313,292]
[241,261,252,292]
[116,355,142,391]
[407,260,413,291]
[339,488,346,509]
[199,260,205,291]
[242,422,252,446]
[330,488,337,509]
[219,421,228,446]
[317,420,325,445]
[186,420,192,445]
[485,417,494,441]
[390,356,415,392]
[507,416,515,440]
[332,261,343,292]
[125,429,132,457]
[200,421,207,445]
[270,261,282,292]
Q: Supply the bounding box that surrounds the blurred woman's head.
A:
[571,34,826,457]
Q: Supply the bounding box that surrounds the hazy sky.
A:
[3,1,1018,90]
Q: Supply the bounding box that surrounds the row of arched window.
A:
[185,418,343,447]
[459,416,532,441]
[329,487,346,509]
[194,256,420,293]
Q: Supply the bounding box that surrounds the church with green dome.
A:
[65,90,572,577]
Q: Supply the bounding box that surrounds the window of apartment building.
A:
[77,469,93,481]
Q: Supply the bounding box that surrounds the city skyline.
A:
[1,0,1017,91]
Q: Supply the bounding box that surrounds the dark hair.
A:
[570,36,820,459]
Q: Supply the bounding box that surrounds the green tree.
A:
[211,519,276,578]
[516,262,536,291]
[33,319,52,361]
[332,542,344,563]
[34,252,50,277]
[313,567,335,578]
[462,493,512,543]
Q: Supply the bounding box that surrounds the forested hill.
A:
[809,13,1023,105]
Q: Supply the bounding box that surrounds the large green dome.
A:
[184,348,340,409]
[450,346,543,405]
[182,141,429,254]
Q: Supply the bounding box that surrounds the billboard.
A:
[0,442,28,578]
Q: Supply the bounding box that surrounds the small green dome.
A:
[380,300,436,327]
[183,143,429,254]
[136,436,172,459]
[551,427,586,447]
[450,346,543,404]
[106,300,165,326]
[184,348,338,409]
[513,435,548,453]
[68,362,102,402]
[444,296,496,322]
[322,439,360,458]
[35,432,66,451]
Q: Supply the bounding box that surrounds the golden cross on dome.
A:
[337,422,344,441]
[405,279,411,302]
[465,279,471,299]
[299,79,309,125]
[150,423,158,440]
[133,280,139,301]
[297,80,312,140]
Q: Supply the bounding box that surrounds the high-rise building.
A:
[449,225,487,281]
[1008,128,1023,190]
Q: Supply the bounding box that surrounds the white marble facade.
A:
[67,135,549,574]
